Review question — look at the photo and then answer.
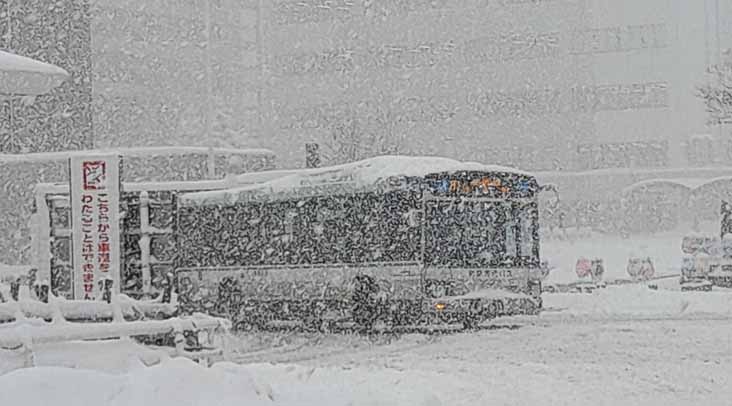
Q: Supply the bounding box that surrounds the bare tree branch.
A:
[699,61,732,125]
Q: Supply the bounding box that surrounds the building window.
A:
[577,140,668,170]
[687,135,716,167]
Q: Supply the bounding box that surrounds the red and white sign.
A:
[627,258,655,280]
[575,258,592,278]
[69,155,121,300]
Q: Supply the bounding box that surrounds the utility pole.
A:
[204,0,216,177]
[715,0,724,142]
[204,0,214,141]
[256,0,264,142]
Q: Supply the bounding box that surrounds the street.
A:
[228,291,732,406]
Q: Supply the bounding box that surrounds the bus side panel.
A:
[423,267,530,293]
[175,264,423,320]
[422,267,540,317]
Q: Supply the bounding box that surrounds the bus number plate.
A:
[468,269,514,279]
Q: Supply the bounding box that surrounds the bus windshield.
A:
[424,199,538,268]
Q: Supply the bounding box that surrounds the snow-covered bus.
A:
[175,156,543,330]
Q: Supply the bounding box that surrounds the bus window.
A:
[505,204,518,258]
[519,204,537,259]
[425,200,515,267]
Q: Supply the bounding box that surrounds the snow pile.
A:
[542,230,698,284]
[543,285,732,320]
[0,264,32,285]
[0,50,68,96]
[0,51,68,75]
[0,346,443,406]
[0,359,277,406]
[0,339,164,375]
[182,155,531,205]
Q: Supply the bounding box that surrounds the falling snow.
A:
[2,1,732,405]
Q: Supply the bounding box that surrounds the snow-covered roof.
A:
[621,178,712,195]
[622,176,732,196]
[234,169,304,185]
[0,263,32,283]
[0,146,274,163]
[536,166,732,179]
[181,155,533,206]
[0,50,69,96]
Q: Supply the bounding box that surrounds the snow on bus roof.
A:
[181,155,533,206]
[0,147,274,163]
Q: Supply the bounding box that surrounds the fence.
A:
[0,277,230,369]
[0,147,275,266]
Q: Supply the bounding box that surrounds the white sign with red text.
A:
[69,155,121,300]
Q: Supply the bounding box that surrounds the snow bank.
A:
[183,155,532,205]
[0,51,68,96]
[0,353,451,406]
[0,264,31,282]
[542,230,694,284]
[1,345,446,406]
[543,285,732,320]
[1,358,277,406]
[0,51,68,75]
[8,345,726,406]
[0,339,164,375]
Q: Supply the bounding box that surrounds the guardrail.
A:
[0,294,231,369]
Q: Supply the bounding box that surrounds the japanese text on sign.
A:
[70,155,121,300]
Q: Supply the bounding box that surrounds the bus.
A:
[174,156,543,330]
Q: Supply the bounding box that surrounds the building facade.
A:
[259,0,597,170]
[90,0,261,149]
[7,0,726,173]
[580,0,726,171]
[256,0,732,172]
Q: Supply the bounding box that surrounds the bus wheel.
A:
[320,319,337,334]
[233,319,258,333]
[352,310,375,333]
[485,302,498,319]
[463,314,480,330]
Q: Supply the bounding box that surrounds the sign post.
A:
[69,155,122,300]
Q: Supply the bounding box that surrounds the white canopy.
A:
[622,176,732,198]
[0,50,69,96]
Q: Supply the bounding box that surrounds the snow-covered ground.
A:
[3,282,732,406]
[543,285,732,320]
[3,231,732,405]
[542,228,716,284]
